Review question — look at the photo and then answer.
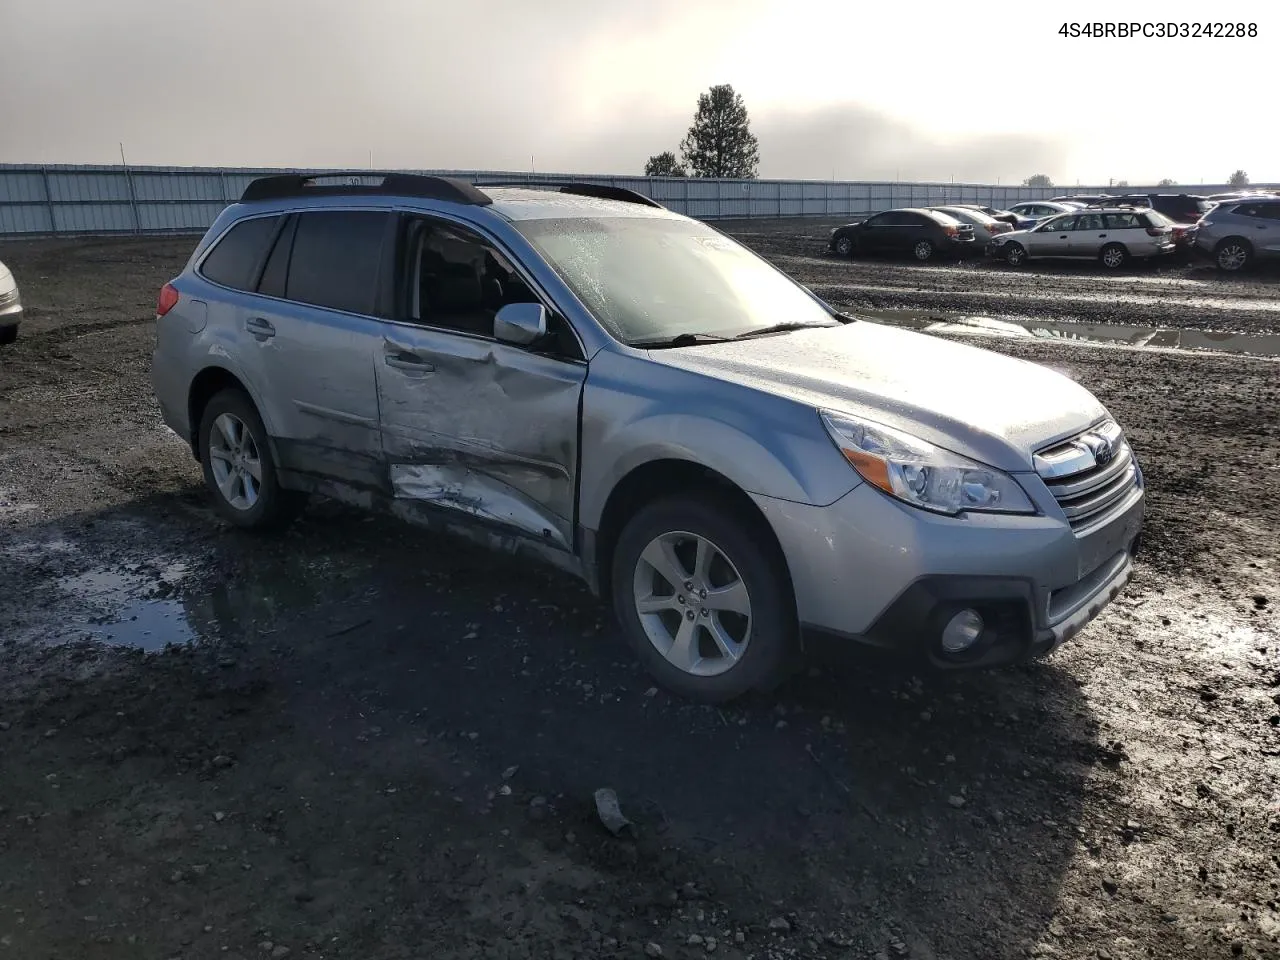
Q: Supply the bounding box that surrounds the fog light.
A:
[941,609,984,653]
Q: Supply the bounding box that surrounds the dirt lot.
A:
[1,227,1278,960]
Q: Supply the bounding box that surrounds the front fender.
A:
[577,352,859,531]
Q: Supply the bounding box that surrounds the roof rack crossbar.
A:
[473,179,665,209]
[239,172,492,206]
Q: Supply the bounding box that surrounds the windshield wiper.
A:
[630,332,731,349]
[733,321,837,341]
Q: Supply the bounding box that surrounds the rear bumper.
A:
[0,305,21,345]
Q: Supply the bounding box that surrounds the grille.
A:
[1035,420,1140,534]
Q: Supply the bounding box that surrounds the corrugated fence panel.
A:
[48,171,132,202]
[0,204,53,233]
[137,202,228,231]
[0,172,47,203]
[2,164,1274,235]
[54,203,135,233]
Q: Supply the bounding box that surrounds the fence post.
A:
[123,164,141,234]
[40,166,56,235]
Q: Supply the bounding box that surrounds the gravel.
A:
[0,229,1276,959]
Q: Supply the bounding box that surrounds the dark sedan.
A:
[828,208,976,261]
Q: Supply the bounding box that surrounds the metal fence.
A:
[0,163,1272,237]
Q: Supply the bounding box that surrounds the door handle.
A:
[385,355,435,372]
[246,316,275,338]
[383,339,436,372]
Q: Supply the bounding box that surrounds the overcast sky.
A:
[0,0,1271,184]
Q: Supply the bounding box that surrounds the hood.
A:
[0,261,13,291]
[648,321,1107,471]
[992,227,1033,242]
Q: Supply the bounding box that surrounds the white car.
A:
[1007,201,1082,228]
[0,259,21,345]
[988,208,1177,269]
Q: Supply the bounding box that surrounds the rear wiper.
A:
[631,332,731,349]
[733,321,837,340]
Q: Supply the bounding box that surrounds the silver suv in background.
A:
[151,173,1145,702]
[0,259,21,345]
[1193,195,1280,271]
[989,208,1176,268]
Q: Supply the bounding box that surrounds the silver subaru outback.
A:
[150,173,1145,702]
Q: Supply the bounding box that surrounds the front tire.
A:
[912,239,935,261]
[1099,243,1128,269]
[835,235,855,258]
[1215,238,1252,272]
[610,496,795,703]
[1003,242,1027,267]
[198,388,304,531]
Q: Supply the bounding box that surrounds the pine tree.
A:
[644,151,688,177]
[679,85,759,179]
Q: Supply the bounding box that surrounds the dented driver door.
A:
[374,324,585,552]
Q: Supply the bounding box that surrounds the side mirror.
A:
[493,302,547,346]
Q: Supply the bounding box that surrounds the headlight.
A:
[819,411,1035,515]
[0,287,18,308]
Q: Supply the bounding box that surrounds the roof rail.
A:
[474,180,665,209]
[239,171,492,206]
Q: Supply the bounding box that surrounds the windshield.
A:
[514,216,838,344]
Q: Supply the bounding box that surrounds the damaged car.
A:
[151,173,1145,702]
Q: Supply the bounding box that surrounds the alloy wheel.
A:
[207,412,262,511]
[1217,243,1248,271]
[631,530,752,677]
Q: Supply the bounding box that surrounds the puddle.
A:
[87,597,197,651]
[851,309,1280,357]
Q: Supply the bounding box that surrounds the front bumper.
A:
[753,471,1145,669]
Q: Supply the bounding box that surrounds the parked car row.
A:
[827,189,1280,272]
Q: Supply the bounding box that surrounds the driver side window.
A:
[397,217,582,359]
[400,218,538,336]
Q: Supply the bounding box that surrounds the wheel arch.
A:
[187,364,276,462]
[589,458,797,619]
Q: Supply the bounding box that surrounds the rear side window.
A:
[285,211,390,314]
[1233,202,1280,220]
[200,215,280,291]
[1142,210,1175,227]
[1104,213,1142,229]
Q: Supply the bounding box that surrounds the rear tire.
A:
[1003,242,1027,267]
[198,388,305,531]
[610,496,795,703]
[1214,238,1252,272]
[912,239,935,262]
[1099,243,1128,270]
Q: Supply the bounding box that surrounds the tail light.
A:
[157,282,179,317]
[1145,227,1168,237]
[943,224,958,237]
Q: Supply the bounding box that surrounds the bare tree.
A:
[1023,174,1053,187]
[1228,169,1250,188]
[1157,178,1176,187]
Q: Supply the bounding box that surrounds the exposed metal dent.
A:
[383,431,572,482]
[294,399,379,429]
[390,463,571,551]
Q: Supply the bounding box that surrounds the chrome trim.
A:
[1034,419,1123,479]
[1046,442,1133,500]
[1036,420,1140,533]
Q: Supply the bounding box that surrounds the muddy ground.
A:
[1,228,1277,960]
